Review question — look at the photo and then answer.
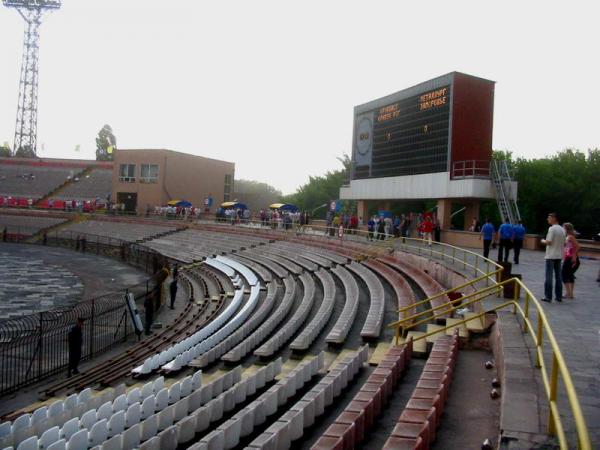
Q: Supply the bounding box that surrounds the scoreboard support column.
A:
[357,200,368,222]
[463,201,481,230]
[437,199,452,233]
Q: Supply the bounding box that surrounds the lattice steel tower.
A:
[3,0,61,157]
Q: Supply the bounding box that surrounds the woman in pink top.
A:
[561,222,581,299]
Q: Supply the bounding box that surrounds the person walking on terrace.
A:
[497,218,513,263]
[480,218,495,259]
[541,213,566,303]
[561,222,580,299]
[512,220,526,264]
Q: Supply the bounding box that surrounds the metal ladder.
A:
[491,160,521,223]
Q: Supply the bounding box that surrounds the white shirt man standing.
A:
[540,212,566,303]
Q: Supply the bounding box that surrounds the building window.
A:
[119,164,136,183]
[140,164,159,183]
[224,174,233,202]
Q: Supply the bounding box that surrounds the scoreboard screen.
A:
[353,85,451,179]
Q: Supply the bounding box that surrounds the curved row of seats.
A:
[325,265,359,345]
[248,346,369,450]
[228,255,272,283]
[250,249,303,275]
[236,251,289,279]
[380,255,451,317]
[1,370,199,450]
[187,354,323,450]
[256,248,318,273]
[215,255,259,287]
[364,259,416,320]
[346,261,385,339]
[254,272,316,358]
[136,360,281,450]
[290,269,336,351]
[383,332,459,450]
[222,277,297,363]
[312,340,413,450]
[133,257,261,375]
[194,281,277,368]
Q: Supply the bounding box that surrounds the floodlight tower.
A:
[3,0,61,157]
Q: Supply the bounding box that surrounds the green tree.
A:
[0,143,11,158]
[96,124,116,161]
[282,154,354,218]
[233,179,282,211]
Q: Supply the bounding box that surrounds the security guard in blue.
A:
[512,220,526,264]
[480,218,495,258]
[497,219,514,263]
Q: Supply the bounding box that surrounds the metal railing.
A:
[0,237,168,396]
[385,264,591,450]
[451,159,491,179]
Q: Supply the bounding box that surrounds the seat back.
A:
[108,411,125,438]
[39,426,60,449]
[67,429,88,450]
[126,403,141,428]
[60,417,80,441]
[141,395,155,420]
[88,418,108,447]
[97,402,113,421]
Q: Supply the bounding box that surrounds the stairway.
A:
[491,160,521,224]
[34,166,94,207]
[26,214,87,243]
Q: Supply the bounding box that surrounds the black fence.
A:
[0,235,170,396]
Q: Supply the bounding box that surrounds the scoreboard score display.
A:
[351,72,495,181]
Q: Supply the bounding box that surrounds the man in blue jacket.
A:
[512,220,526,264]
[497,218,514,263]
[480,218,495,259]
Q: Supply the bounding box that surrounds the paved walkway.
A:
[416,242,600,446]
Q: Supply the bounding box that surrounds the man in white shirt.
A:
[540,212,566,302]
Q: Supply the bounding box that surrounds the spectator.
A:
[2,226,7,242]
[42,232,47,246]
[512,220,526,264]
[367,216,375,241]
[541,213,566,303]
[144,294,154,335]
[67,318,84,377]
[169,278,178,309]
[480,218,495,259]
[421,215,434,246]
[497,218,514,262]
[561,222,580,299]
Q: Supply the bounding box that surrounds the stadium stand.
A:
[0,214,66,237]
[51,168,112,202]
[58,220,178,243]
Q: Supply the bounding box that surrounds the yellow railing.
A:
[387,276,591,450]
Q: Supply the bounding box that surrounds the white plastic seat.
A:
[180,377,192,397]
[80,409,96,431]
[16,435,37,450]
[101,434,121,450]
[0,421,11,439]
[157,406,174,432]
[112,394,127,413]
[12,414,31,431]
[97,402,113,421]
[126,388,141,407]
[48,402,64,421]
[107,411,125,438]
[141,395,155,421]
[139,436,160,450]
[88,419,108,447]
[60,417,79,441]
[29,406,48,425]
[64,394,78,412]
[140,414,158,443]
[173,398,188,422]
[125,403,141,429]
[67,429,88,450]
[122,423,140,450]
[154,388,168,412]
[39,426,60,449]
[191,370,202,391]
[140,383,153,400]
[46,438,66,450]
[158,425,178,450]
[152,377,164,394]
[78,388,92,405]
[167,383,180,405]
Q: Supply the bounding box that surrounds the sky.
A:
[0,1,598,195]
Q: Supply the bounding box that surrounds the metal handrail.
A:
[387,276,591,450]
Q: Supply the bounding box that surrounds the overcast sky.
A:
[0,1,598,194]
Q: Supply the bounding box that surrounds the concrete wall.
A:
[441,229,540,250]
[112,149,234,213]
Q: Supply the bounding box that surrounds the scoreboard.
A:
[351,72,494,181]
